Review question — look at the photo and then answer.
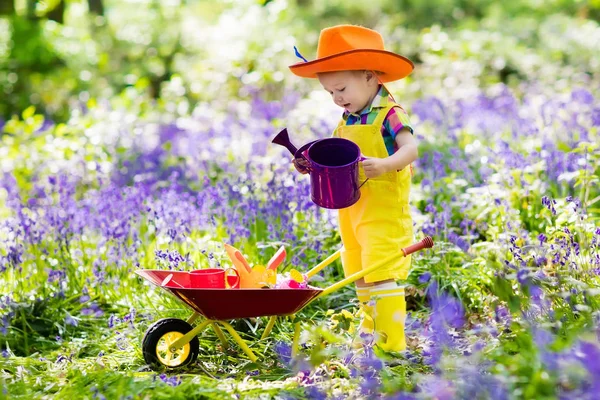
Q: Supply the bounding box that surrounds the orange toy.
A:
[224,244,286,288]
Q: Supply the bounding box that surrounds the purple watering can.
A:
[272,129,367,209]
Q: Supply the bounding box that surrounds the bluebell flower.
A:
[385,393,416,400]
[541,196,557,215]
[91,386,107,400]
[65,314,78,327]
[419,272,432,284]
[159,373,181,386]
[304,385,327,399]
[274,341,292,366]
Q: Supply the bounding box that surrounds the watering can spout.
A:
[272,128,298,156]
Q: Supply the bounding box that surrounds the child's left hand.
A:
[362,157,388,178]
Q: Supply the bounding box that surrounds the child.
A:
[289,25,418,352]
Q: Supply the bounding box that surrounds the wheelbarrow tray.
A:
[136,269,322,320]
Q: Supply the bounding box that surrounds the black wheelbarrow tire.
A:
[142,318,200,369]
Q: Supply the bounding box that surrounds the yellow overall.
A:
[334,102,413,283]
[334,102,413,352]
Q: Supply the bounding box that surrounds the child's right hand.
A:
[292,157,310,174]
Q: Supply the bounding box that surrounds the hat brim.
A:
[289,49,414,83]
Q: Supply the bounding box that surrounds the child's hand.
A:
[362,157,388,178]
[292,157,310,174]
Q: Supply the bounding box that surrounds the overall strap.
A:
[372,103,396,131]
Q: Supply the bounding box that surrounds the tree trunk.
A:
[0,0,15,15]
[47,0,65,24]
[27,0,37,20]
[88,0,104,16]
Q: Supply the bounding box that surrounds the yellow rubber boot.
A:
[356,288,374,334]
[370,284,407,352]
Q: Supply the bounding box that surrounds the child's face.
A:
[318,70,378,114]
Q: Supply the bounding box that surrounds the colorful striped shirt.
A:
[342,85,413,156]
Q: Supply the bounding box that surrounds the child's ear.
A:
[365,70,374,81]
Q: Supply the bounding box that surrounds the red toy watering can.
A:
[272,128,367,209]
[189,268,240,289]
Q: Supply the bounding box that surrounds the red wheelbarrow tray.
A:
[135,269,321,320]
[135,238,434,321]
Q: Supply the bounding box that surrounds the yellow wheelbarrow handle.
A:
[317,237,434,298]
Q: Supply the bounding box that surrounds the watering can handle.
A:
[224,267,241,288]
[358,157,369,188]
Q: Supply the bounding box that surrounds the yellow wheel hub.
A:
[156,331,190,367]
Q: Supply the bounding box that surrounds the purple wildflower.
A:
[494,305,511,325]
[385,393,417,400]
[115,331,129,350]
[575,341,600,377]
[304,385,327,399]
[274,341,292,366]
[419,272,432,284]
[448,231,470,252]
[421,282,466,366]
[158,374,181,387]
[541,196,557,215]
[428,282,466,330]
[81,303,104,317]
[65,314,78,327]
[108,314,120,328]
[56,354,70,363]
[79,294,91,303]
[122,308,137,328]
[419,376,455,400]
[457,364,509,400]
[91,386,107,400]
[517,269,530,285]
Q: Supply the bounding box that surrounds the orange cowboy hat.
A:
[289,25,414,83]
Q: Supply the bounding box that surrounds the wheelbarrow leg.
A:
[261,316,277,340]
[291,321,301,358]
[218,321,258,363]
[185,314,228,348]
[187,312,201,325]
[211,323,229,349]
[170,319,211,351]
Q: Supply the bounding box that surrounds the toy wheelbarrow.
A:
[135,237,434,370]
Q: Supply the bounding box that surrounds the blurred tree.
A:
[22,0,66,22]
[0,0,67,120]
[0,0,15,15]
[290,0,599,28]
[146,0,183,99]
[26,0,36,19]
[47,0,65,23]
[88,0,104,15]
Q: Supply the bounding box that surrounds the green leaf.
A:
[493,276,521,312]
[22,105,36,120]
